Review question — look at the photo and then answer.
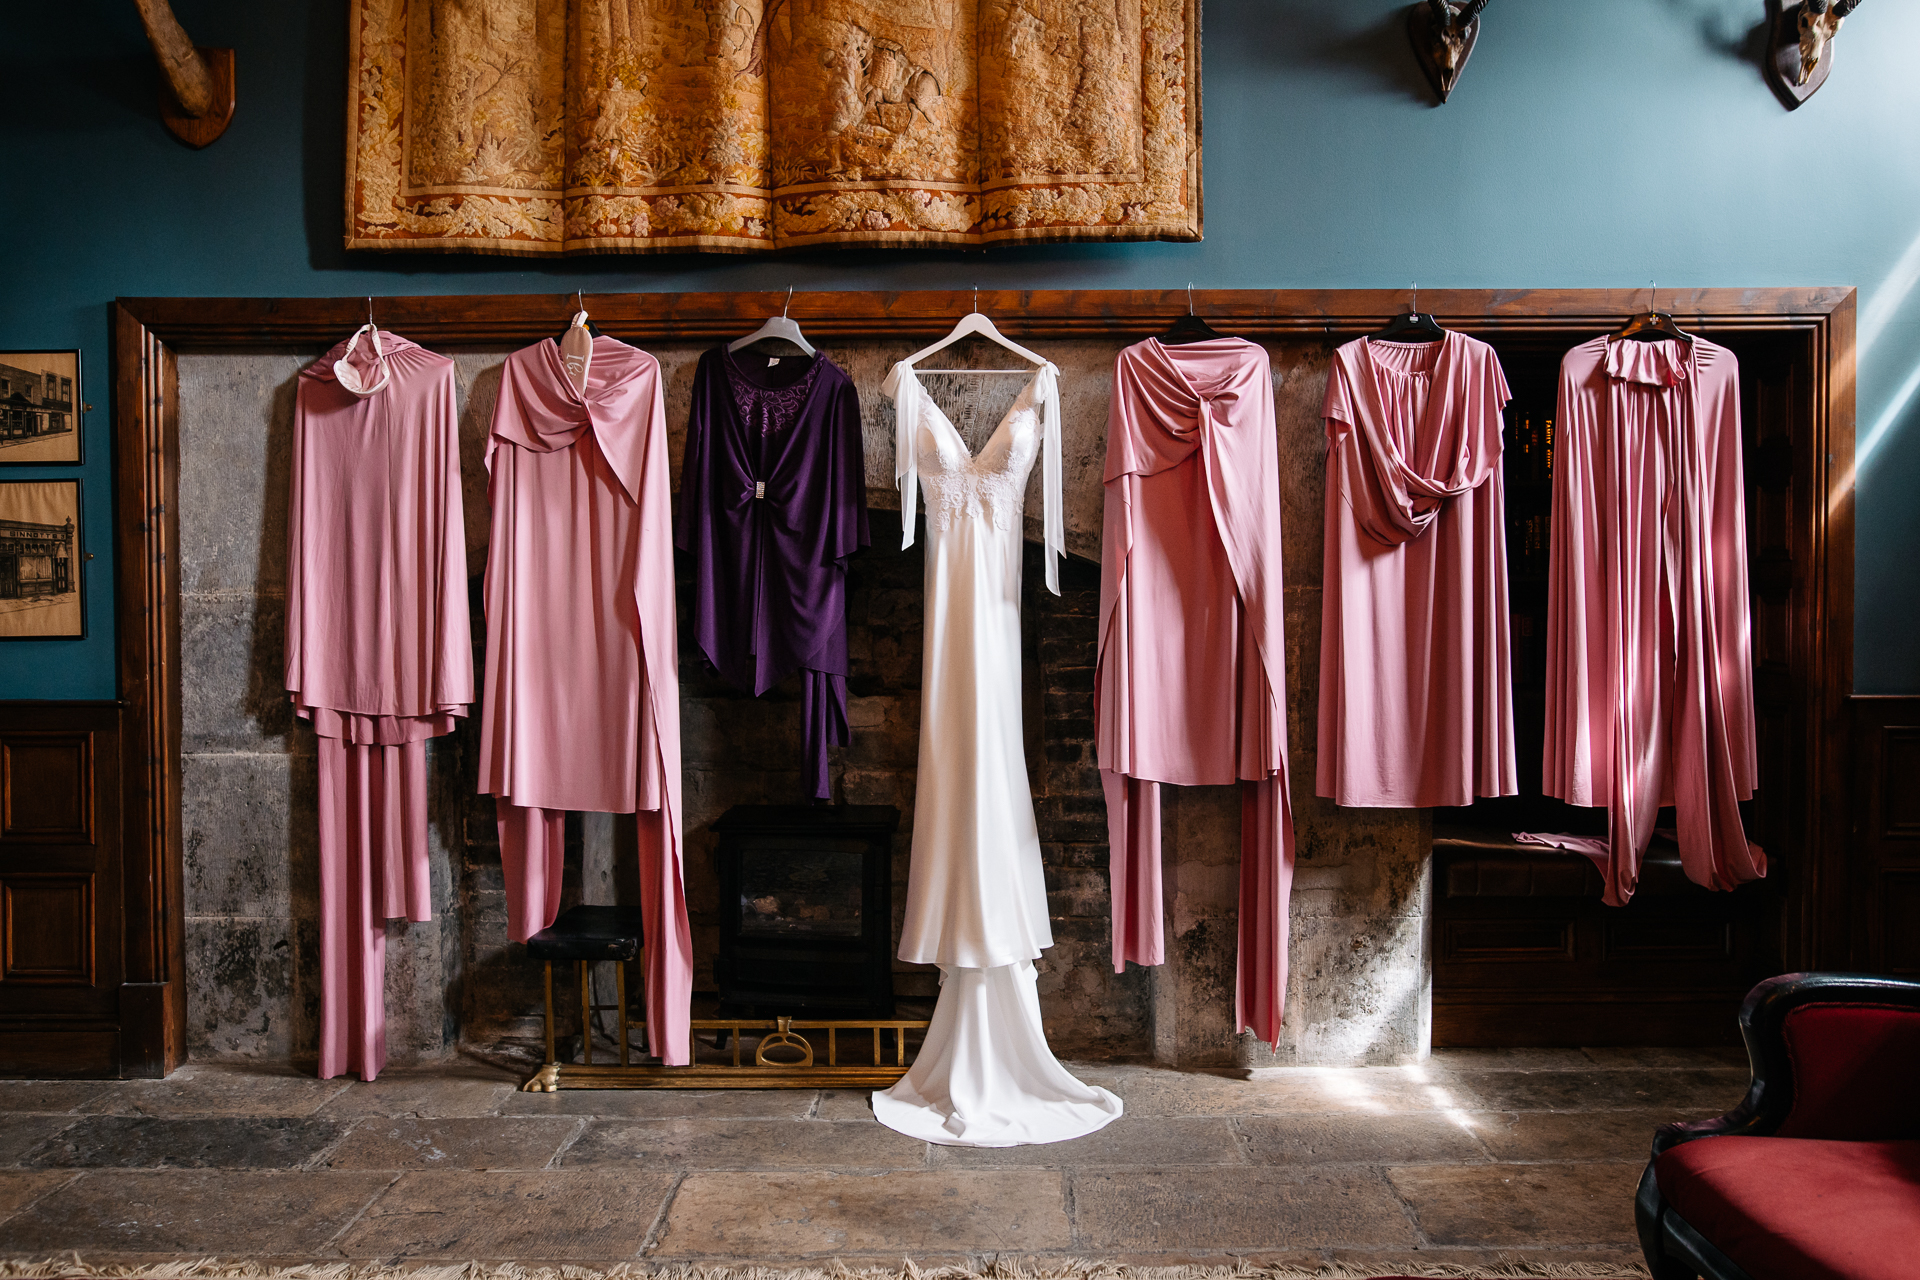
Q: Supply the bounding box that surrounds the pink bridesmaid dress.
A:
[1316,331,1516,807]
[1096,336,1295,1048]
[1520,336,1766,907]
[287,326,472,1081]
[477,334,693,1066]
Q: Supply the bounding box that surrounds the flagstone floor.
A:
[0,1047,1748,1273]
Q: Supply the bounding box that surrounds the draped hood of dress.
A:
[1331,331,1508,545]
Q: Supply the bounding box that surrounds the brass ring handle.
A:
[754,1016,815,1068]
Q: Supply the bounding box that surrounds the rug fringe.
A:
[0,1256,1650,1280]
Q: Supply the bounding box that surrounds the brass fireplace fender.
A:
[523,1015,933,1091]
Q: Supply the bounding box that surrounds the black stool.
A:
[525,905,646,1068]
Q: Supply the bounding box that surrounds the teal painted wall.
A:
[6,0,1919,696]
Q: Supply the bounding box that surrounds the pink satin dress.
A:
[1096,336,1295,1048]
[1317,332,1516,807]
[287,328,472,1081]
[478,335,692,1065]
[1521,336,1765,906]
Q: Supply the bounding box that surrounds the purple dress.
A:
[676,346,869,798]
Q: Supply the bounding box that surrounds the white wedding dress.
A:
[871,359,1123,1147]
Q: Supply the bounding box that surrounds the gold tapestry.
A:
[344,0,1200,253]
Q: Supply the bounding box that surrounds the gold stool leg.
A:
[580,958,593,1066]
[543,961,555,1065]
[617,961,630,1067]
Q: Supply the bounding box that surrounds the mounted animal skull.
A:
[1409,0,1491,104]
[1428,0,1490,83]
[1798,0,1861,86]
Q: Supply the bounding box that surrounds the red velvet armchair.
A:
[1636,972,1920,1280]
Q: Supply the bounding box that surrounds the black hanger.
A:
[1158,284,1224,345]
[1614,282,1693,345]
[554,290,604,343]
[1368,284,1446,342]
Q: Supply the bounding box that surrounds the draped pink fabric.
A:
[1528,336,1765,907]
[287,330,472,1081]
[1095,337,1295,1047]
[478,336,692,1065]
[1317,333,1516,807]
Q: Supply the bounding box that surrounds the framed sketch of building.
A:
[0,480,84,639]
[0,350,82,464]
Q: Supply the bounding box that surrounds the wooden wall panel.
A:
[2,877,96,984]
[1,733,94,843]
[1850,696,1920,976]
[0,703,125,1073]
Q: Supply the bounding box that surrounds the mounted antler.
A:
[1411,1,1491,105]
[132,0,235,147]
[134,0,213,115]
[1799,0,1861,86]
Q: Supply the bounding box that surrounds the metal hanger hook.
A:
[576,288,584,312]
[1188,282,1196,316]
[367,296,374,328]
[973,284,979,313]
[783,285,794,318]
[1649,280,1657,313]
[1411,282,1419,317]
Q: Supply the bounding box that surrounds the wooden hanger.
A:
[1157,284,1225,345]
[905,287,1047,373]
[1368,283,1447,342]
[1613,282,1693,345]
[729,286,816,356]
[557,291,598,392]
[554,290,603,343]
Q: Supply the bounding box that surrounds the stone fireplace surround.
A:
[173,332,1426,1074]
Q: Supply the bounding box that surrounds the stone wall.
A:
[175,334,1428,1072]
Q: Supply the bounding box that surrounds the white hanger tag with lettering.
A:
[560,310,593,392]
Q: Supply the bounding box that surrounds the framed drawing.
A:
[0,479,85,640]
[0,350,83,464]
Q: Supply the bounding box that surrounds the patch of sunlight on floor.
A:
[1408,1064,1482,1131]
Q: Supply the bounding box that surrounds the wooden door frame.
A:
[109,287,1856,1073]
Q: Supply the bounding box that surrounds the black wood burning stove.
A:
[712,804,900,1018]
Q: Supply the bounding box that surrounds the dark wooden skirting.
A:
[1847,695,1920,976]
[98,288,1856,1074]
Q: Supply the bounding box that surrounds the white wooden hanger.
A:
[902,287,1044,372]
[729,286,816,356]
